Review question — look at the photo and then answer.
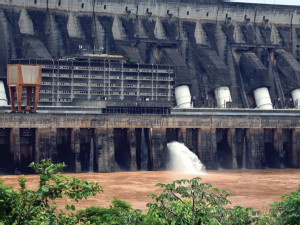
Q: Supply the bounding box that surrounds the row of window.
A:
[42,65,173,73]
[43,74,174,80]
[39,91,173,96]
[42,81,174,86]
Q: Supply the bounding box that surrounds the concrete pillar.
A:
[246,129,264,169]
[129,129,137,171]
[71,128,81,173]
[292,128,300,168]
[107,128,115,172]
[51,127,58,163]
[94,128,108,172]
[154,18,166,39]
[274,128,284,168]
[195,20,208,45]
[178,128,186,143]
[35,128,57,163]
[150,128,166,170]
[112,15,126,40]
[95,127,115,172]
[135,19,147,39]
[10,128,20,174]
[18,9,34,35]
[201,128,217,169]
[228,128,238,169]
[67,12,82,39]
[186,128,193,151]
[197,128,202,161]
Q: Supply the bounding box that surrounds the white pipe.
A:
[253,87,273,109]
[175,85,192,108]
[291,88,300,109]
[0,81,8,106]
[214,86,232,108]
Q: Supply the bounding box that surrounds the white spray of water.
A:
[167,141,206,174]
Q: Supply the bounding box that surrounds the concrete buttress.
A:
[71,128,81,173]
[201,128,217,169]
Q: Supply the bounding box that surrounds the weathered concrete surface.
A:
[2,109,300,173]
[1,1,300,110]
[1,110,300,129]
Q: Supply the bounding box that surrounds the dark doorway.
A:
[20,129,35,173]
[216,129,232,169]
[0,129,13,173]
[114,128,131,171]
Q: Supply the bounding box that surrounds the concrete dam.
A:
[1,0,300,173]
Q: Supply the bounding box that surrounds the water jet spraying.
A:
[167,141,206,174]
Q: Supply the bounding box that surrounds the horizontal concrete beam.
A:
[1,109,300,129]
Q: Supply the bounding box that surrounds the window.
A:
[81,3,84,9]
[58,0,61,6]
[187,11,189,15]
[34,0,37,4]
[104,5,106,9]
[167,10,169,14]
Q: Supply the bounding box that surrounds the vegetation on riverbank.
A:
[0,160,299,224]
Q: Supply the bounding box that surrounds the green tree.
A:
[145,177,261,225]
[268,185,300,225]
[76,198,145,225]
[0,159,102,225]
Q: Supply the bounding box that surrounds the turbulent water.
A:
[167,141,206,174]
[2,169,300,212]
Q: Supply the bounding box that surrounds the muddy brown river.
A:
[1,169,300,212]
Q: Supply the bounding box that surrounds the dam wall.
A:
[1,110,300,173]
[1,0,300,109]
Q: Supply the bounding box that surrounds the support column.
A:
[129,128,137,171]
[185,128,194,152]
[71,128,81,173]
[197,128,202,160]
[35,128,57,162]
[178,128,186,143]
[292,128,300,168]
[201,128,217,169]
[51,127,58,163]
[94,128,108,172]
[150,128,166,170]
[247,128,264,169]
[10,128,20,174]
[228,128,238,169]
[107,128,115,172]
[274,128,284,168]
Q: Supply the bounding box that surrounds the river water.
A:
[1,169,300,212]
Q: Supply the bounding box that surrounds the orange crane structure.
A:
[7,64,42,112]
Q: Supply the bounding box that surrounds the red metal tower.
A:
[7,64,42,112]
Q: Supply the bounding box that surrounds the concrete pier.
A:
[1,109,300,173]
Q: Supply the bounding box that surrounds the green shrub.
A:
[0,159,102,225]
[269,185,300,225]
[76,198,145,225]
[145,177,261,225]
